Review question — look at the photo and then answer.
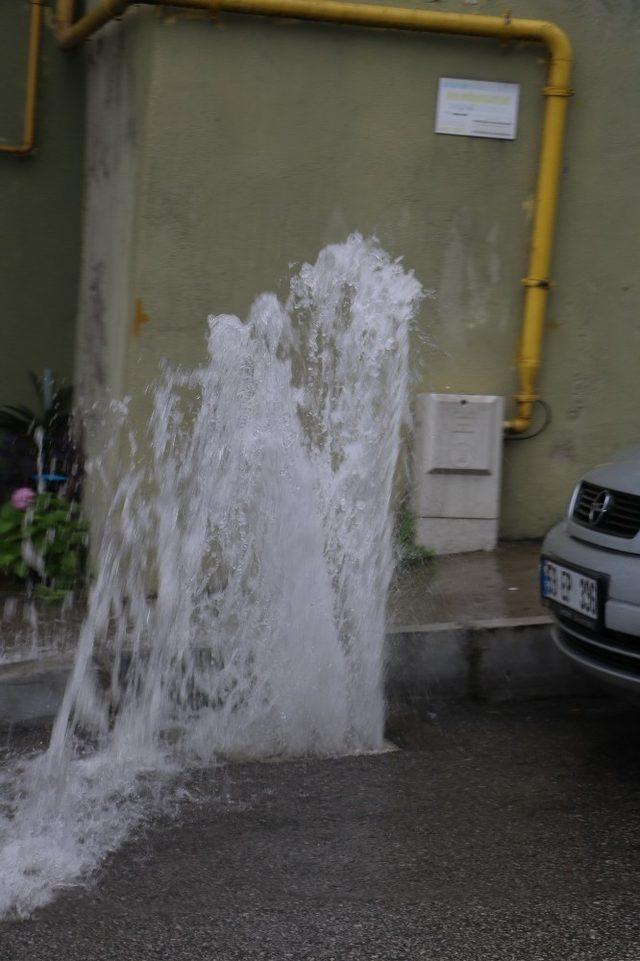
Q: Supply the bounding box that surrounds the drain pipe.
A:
[1,0,44,156]
[53,0,572,434]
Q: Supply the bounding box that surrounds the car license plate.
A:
[541,558,600,621]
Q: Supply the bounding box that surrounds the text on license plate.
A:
[541,559,599,620]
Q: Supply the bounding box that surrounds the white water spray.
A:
[0,234,423,918]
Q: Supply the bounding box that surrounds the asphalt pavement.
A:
[3,696,640,960]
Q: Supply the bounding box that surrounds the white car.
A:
[541,446,640,693]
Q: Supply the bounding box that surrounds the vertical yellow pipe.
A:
[507,24,572,432]
[0,0,44,156]
[56,0,76,27]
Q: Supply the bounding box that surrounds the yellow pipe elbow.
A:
[540,22,573,80]
[56,0,132,49]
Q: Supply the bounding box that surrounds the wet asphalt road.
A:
[3,697,640,960]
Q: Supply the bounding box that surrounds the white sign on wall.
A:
[435,78,520,140]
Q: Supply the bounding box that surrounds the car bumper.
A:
[543,522,640,692]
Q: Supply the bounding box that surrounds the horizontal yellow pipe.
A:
[56,0,571,54]
[0,0,44,156]
[54,0,573,434]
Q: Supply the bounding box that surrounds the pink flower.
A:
[10,487,35,511]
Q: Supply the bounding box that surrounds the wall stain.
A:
[88,261,106,387]
[133,299,151,337]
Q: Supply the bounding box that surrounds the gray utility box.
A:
[413,393,504,555]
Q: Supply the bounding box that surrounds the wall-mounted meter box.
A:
[413,393,504,554]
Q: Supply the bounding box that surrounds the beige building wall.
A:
[76,0,640,539]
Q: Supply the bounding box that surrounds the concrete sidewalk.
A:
[388,539,546,629]
[0,542,596,728]
[385,541,596,705]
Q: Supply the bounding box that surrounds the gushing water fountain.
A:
[0,234,423,918]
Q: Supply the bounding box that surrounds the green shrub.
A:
[395,505,434,569]
[0,493,87,601]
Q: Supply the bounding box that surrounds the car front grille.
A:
[572,481,640,539]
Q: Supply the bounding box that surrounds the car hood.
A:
[583,449,640,494]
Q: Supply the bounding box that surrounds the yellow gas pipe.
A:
[1,0,44,156]
[54,0,573,434]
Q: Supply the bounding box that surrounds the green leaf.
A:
[5,535,22,550]
[0,519,20,535]
[42,510,72,525]
[60,551,79,575]
[34,585,71,603]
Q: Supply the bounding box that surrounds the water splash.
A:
[0,234,423,918]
